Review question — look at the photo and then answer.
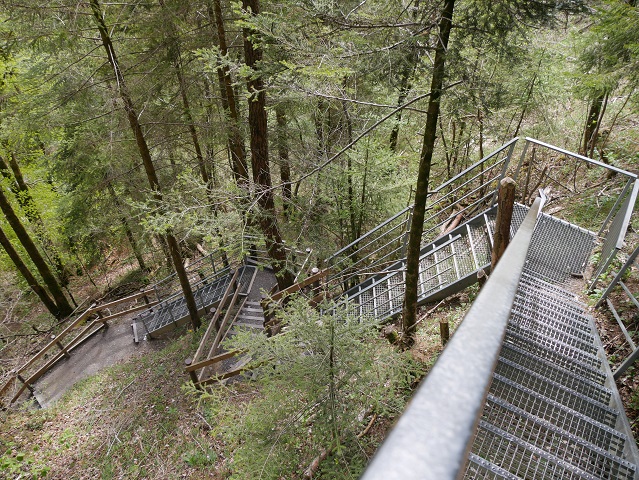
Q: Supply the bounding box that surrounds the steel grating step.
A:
[519,270,583,302]
[481,396,636,478]
[512,292,593,330]
[500,343,612,405]
[525,215,596,283]
[490,375,628,455]
[507,315,598,356]
[510,310,594,346]
[495,358,618,427]
[505,326,602,372]
[472,420,632,480]
[465,453,522,480]
[503,331,606,385]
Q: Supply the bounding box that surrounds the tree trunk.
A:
[210,0,249,188]
[276,105,292,216]
[0,152,69,285]
[160,0,211,191]
[0,225,61,318]
[581,92,605,157]
[0,185,72,317]
[106,182,148,272]
[90,0,201,329]
[242,0,294,290]
[402,0,455,348]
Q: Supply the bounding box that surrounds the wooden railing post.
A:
[16,373,34,394]
[51,334,70,359]
[491,177,516,270]
[141,288,150,305]
[185,358,202,390]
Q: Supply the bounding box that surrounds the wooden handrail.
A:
[11,319,107,403]
[185,349,244,372]
[191,269,240,365]
[93,301,159,323]
[5,288,158,405]
[270,268,331,302]
[16,306,95,374]
[92,289,156,311]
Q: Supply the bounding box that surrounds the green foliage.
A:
[196,298,424,479]
[0,443,50,479]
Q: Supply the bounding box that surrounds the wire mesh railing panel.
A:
[470,223,492,266]
[456,236,477,277]
[500,344,612,405]
[481,399,635,479]
[489,379,627,456]
[495,358,618,427]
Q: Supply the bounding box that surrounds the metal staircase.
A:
[137,266,256,338]
[466,269,638,479]
[341,205,523,322]
[357,139,639,480]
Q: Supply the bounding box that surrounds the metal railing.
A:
[511,138,637,288]
[360,197,543,480]
[595,243,639,379]
[325,138,518,294]
[589,180,639,290]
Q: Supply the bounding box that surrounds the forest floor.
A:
[0,254,469,480]
[0,286,461,479]
[2,250,639,478]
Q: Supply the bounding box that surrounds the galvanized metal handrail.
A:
[360,197,542,480]
[594,243,639,379]
[326,141,518,293]
[521,137,637,179]
[589,179,639,290]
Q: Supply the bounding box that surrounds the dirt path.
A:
[33,316,165,408]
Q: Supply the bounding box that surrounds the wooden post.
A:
[185,358,202,390]
[491,177,516,270]
[16,373,34,394]
[141,289,150,305]
[51,334,70,359]
[440,321,450,346]
[96,309,108,329]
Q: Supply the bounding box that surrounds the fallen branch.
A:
[357,413,378,439]
[303,447,331,479]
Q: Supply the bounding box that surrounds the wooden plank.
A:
[185,350,244,372]
[270,268,331,302]
[17,306,95,374]
[94,301,159,323]
[93,289,156,311]
[192,269,239,364]
[208,293,246,360]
